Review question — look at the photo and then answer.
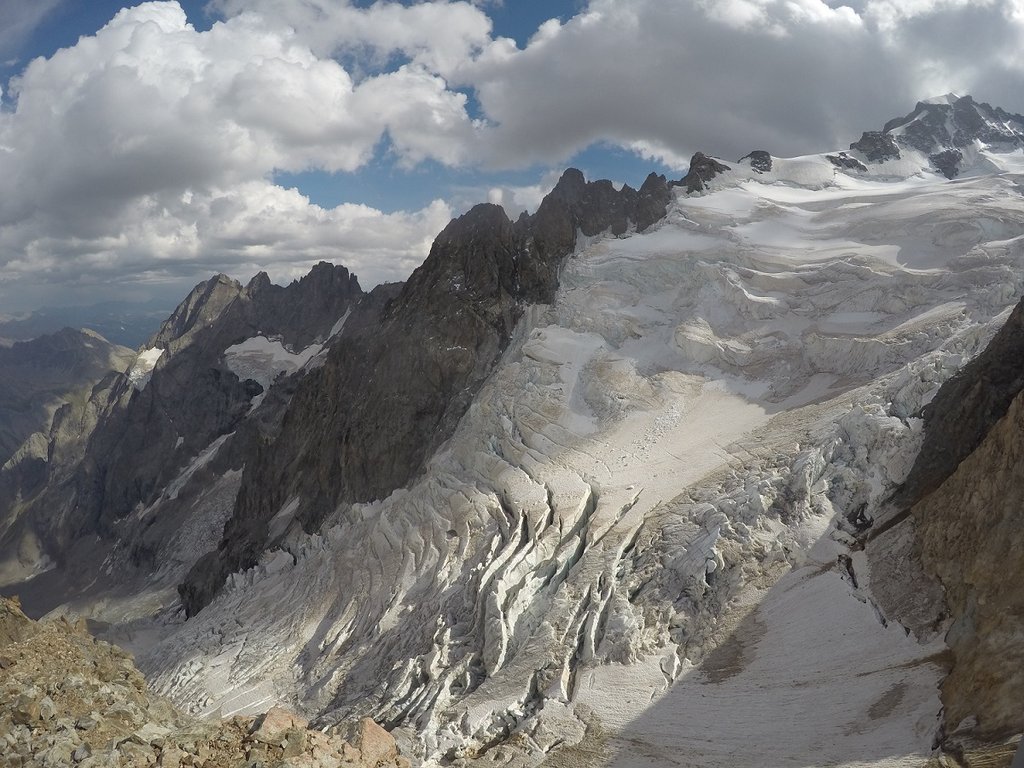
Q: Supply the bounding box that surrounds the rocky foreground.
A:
[0,597,409,768]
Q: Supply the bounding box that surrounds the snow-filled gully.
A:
[138,156,1024,767]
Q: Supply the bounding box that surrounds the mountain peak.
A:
[851,93,1024,178]
[921,92,962,106]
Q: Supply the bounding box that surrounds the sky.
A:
[1,0,1024,313]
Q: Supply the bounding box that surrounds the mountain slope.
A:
[179,170,673,615]
[4,97,1024,767]
[0,328,132,467]
[0,596,412,768]
[0,263,362,613]
[0,329,134,584]
[138,135,1024,765]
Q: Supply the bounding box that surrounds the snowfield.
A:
[223,334,323,395]
[135,149,1024,766]
[127,346,164,390]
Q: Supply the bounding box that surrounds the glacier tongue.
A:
[141,160,1024,766]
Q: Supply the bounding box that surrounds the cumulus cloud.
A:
[456,0,1024,168]
[0,1,466,307]
[3,0,1024,311]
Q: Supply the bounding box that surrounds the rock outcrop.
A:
[738,150,772,173]
[677,152,731,193]
[179,168,674,615]
[913,387,1024,757]
[63,263,362,544]
[884,298,1024,759]
[0,596,409,768]
[849,130,902,162]
[900,298,1024,505]
[825,152,868,172]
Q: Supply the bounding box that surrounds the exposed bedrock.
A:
[881,297,1024,754]
[678,152,731,193]
[37,264,363,557]
[913,387,1024,750]
[178,169,674,616]
[900,297,1024,505]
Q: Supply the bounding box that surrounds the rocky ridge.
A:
[850,94,1024,177]
[0,330,134,584]
[0,263,363,616]
[0,596,410,768]
[179,168,674,616]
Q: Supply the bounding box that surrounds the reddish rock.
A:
[250,706,310,744]
[354,718,398,767]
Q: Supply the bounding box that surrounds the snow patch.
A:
[223,335,322,394]
[128,347,164,390]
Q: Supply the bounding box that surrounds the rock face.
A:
[900,298,1024,505]
[738,150,772,173]
[825,152,868,172]
[0,330,133,583]
[0,596,410,768]
[59,263,362,546]
[851,94,1024,176]
[913,387,1024,750]
[849,130,902,162]
[678,152,732,192]
[180,168,674,616]
[887,297,1024,754]
[0,329,132,468]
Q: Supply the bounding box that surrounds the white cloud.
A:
[449,0,1024,168]
[0,1,468,306]
[209,0,494,77]
[4,0,1024,310]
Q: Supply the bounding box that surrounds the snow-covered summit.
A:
[921,92,961,106]
[849,93,1024,178]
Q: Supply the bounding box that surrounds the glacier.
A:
[118,146,1024,766]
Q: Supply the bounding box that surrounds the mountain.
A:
[0,263,362,603]
[179,170,673,616]
[3,97,1024,767]
[0,328,133,467]
[0,301,172,349]
[0,329,134,585]
[850,93,1024,178]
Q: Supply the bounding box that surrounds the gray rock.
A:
[825,152,868,172]
[739,150,772,173]
[130,723,171,748]
[72,743,92,762]
[677,152,732,193]
[849,130,901,162]
[75,715,99,731]
[930,148,963,179]
[179,169,675,615]
[12,694,40,725]
[38,696,56,721]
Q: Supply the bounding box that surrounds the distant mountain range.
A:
[0,300,172,349]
